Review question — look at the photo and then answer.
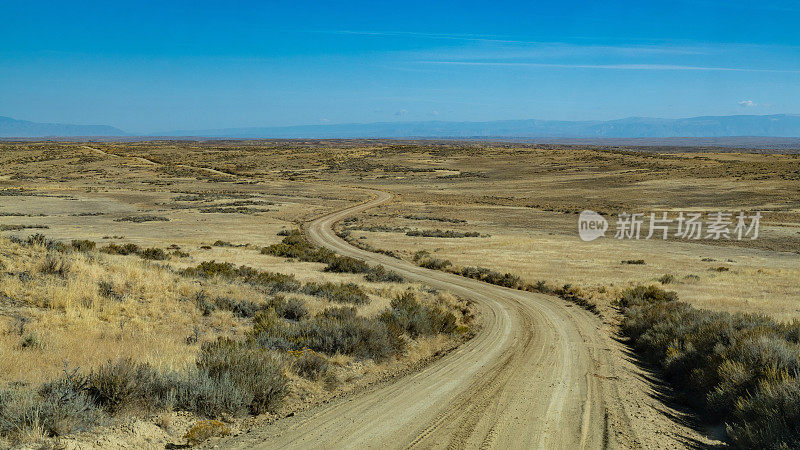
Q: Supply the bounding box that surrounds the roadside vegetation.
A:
[262,229,404,283]
[619,285,800,448]
[0,234,473,447]
[411,250,599,314]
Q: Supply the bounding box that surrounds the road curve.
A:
[219,189,647,449]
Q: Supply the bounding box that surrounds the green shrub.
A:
[621,259,646,265]
[364,265,404,283]
[380,292,458,338]
[182,261,300,293]
[459,266,520,288]
[323,256,370,274]
[101,243,141,255]
[418,257,452,270]
[302,282,369,304]
[261,231,336,263]
[140,247,167,260]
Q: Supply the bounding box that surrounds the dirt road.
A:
[211,190,710,449]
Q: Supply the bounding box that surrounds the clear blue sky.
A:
[1,0,799,132]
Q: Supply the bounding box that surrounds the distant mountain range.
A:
[160,114,800,139]
[0,116,126,137]
[3,114,800,139]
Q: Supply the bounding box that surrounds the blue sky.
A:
[1,0,799,132]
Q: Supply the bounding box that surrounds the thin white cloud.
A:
[311,30,704,55]
[738,100,756,107]
[418,61,800,73]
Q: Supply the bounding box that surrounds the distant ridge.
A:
[3,114,800,139]
[0,116,126,137]
[157,114,800,139]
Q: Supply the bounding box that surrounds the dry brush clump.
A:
[251,291,469,362]
[619,285,800,449]
[263,230,404,282]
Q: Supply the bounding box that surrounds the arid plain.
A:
[0,140,798,448]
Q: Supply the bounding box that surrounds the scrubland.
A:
[0,140,798,447]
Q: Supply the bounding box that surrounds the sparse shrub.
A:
[459,266,520,288]
[658,274,676,284]
[380,292,458,338]
[302,282,369,304]
[39,253,70,277]
[20,333,44,350]
[554,284,598,314]
[528,280,554,294]
[364,265,404,283]
[213,296,261,318]
[275,297,309,321]
[290,349,329,380]
[84,358,171,414]
[194,291,217,316]
[621,259,646,265]
[173,369,248,418]
[412,250,430,262]
[114,215,169,223]
[405,229,483,238]
[212,240,233,247]
[261,230,336,263]
[182,261,300,293]
[172,249,190,258]
[196,339,288,414]
[323,256,370,274]
[101,242,140,255]
[712,266,730,272]
[140,247,167,261]
[252,307,399,361]
[70,239,96,252]
[0,380,101,438]
[17,233,64,251]
[418,257,452,270]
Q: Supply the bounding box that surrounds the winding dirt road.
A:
[214,189,705,449]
